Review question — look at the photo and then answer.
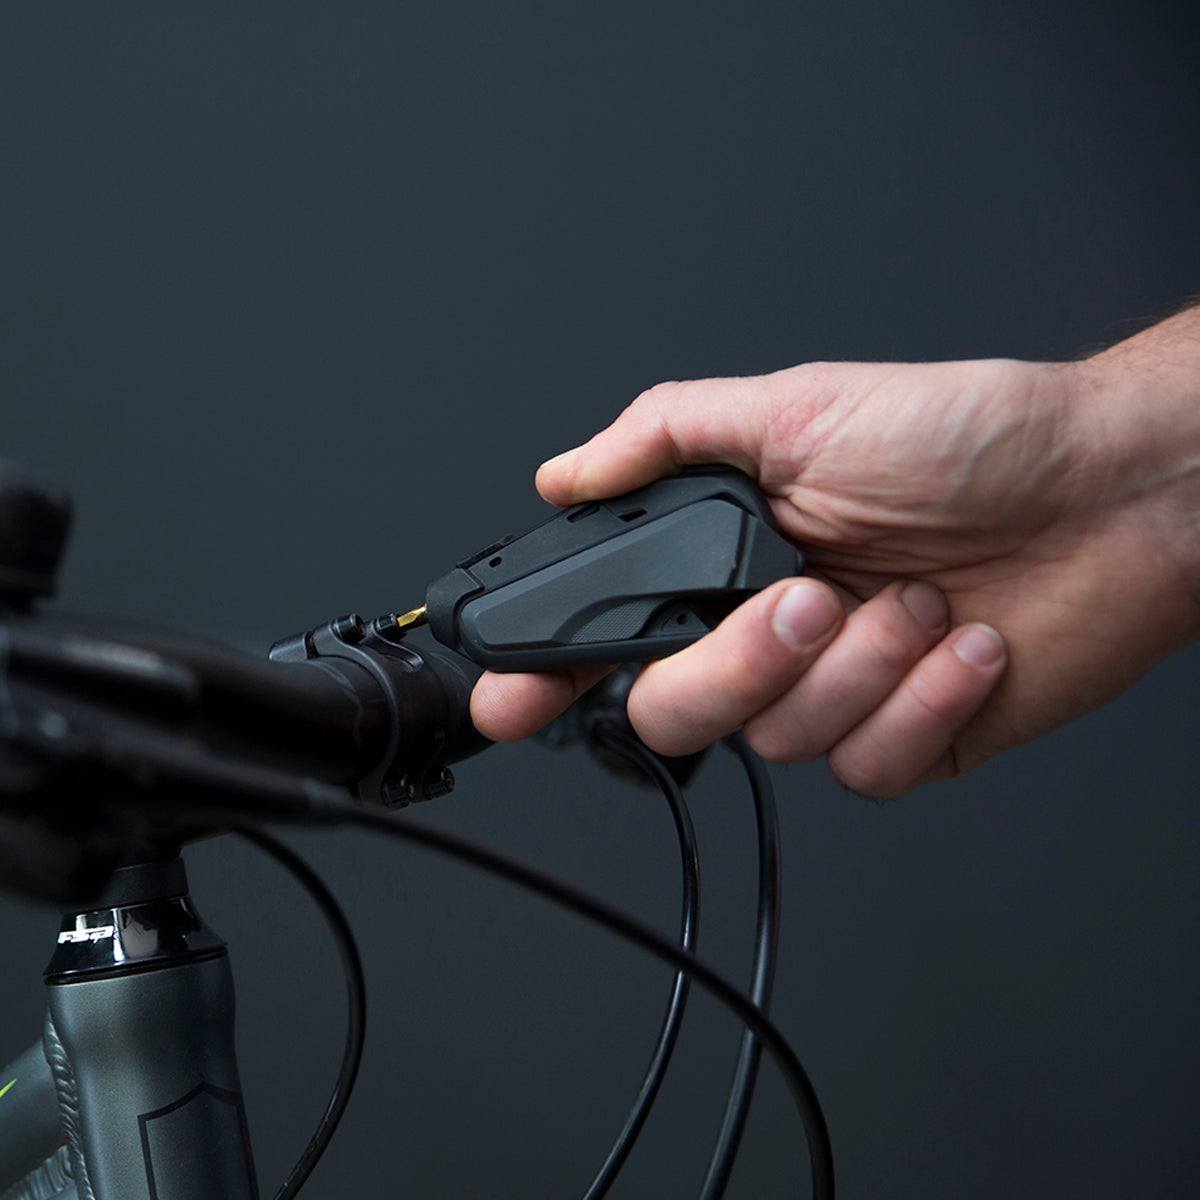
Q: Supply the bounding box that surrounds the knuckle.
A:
[628,689,703,758]
[716,618,817,716]
[629,711,687,758]
[862,619,924,676]
[787,360,838,394]
[744,717,823,764]
[624,379,694,470]
[631,378,688,415]
[905,671,970,726]
[827,743,903,799]
[853,586,942,673]
[719,640,778,709]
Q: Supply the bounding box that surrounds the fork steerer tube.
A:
[43,855,259,1200]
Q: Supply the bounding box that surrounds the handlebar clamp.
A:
[269,614,486,807]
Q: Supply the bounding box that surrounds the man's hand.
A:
[472,309,1200,796]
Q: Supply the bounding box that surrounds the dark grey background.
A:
[2,2,1198,1196]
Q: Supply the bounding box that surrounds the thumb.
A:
[536,370,805,505]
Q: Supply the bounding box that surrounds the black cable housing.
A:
[580,728,700,1200]
[319,798,836,1198]
[697,733,782,1198]
[235,826,367,1200]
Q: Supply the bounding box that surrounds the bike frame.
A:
[0,854,259,1200]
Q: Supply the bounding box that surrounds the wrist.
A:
[1074,305,1200,645]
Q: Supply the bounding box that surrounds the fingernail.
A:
[953,624,1005,667]
[901,581,947,629]
[772,582,839,649]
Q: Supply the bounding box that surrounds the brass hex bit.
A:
[393,604,428,634]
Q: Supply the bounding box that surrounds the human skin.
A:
[471,306,1200,797]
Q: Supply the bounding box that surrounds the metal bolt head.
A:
[331,613,366,645]
[422,768,454,801]
[381,777,414,809]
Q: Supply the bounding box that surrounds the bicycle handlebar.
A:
[2,608,487,785]
[0,605,490,902]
